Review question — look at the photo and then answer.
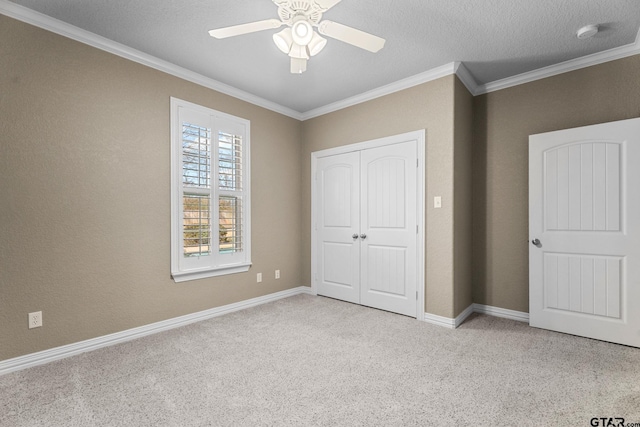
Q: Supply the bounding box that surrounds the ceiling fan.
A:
[208,0,385,74]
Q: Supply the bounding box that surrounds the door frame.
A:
[311,130,426,320]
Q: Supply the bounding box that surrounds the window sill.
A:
[172,263,251,283]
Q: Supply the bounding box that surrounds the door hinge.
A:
[416,291,418,300]
[416,225,418,234]
[416,159,419,167]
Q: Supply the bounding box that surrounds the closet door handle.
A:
[360,234,367,239]
[352,234,359,239]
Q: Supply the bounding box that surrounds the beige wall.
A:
[4,11,638,364]
[0,16,303,361]
[301,75,460,318]
[472,54,640,312]
[453,77,474,315]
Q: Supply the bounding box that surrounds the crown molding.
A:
[0,0,304,120]
[476,27,640,95]
[300,62,459,120]
[2,0,639,118]
[453,62,480,96]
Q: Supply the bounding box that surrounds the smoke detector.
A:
[577,25,598,40]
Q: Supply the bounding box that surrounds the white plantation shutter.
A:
[219,195,242,252]
[182,123,211,188]
[217,128,244,255]
[182,122,212,258]
[218,131,242,191]
[171,98,251,282]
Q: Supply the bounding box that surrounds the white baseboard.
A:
[423,303,529,329]
[1,290,527,376]
[473,303,530,323]
[454,304,476,327]
[0,286,314,376]
[423,312,457,329]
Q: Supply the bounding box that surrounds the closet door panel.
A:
[316,152,361,303]
[360,141,418,316]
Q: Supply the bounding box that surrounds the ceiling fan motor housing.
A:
[275,0,324,25]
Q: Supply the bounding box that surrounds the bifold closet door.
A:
[316,152,361,304]
[360,141,417,317]
[316,140,418,317]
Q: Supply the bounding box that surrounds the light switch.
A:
[434,196,442,208]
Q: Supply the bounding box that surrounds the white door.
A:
[316,152,361,304]
[360,141,417,317]
[315,139,419,317]
[529,117,640,348]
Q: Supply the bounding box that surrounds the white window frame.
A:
[170,97,251,282]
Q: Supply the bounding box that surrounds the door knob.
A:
[352,234,359,239]
[531,238,540,246]
[360,234,367,239]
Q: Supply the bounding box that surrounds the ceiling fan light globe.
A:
[308,32,327,56]
[294,21,308,37]
[291,19,313,46]
[273,28,293,54]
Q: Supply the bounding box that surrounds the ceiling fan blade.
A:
[317,20,385,53]
[209,19,283,39]
[313,0,343,11]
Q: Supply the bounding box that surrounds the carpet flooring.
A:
[1,294,639,426]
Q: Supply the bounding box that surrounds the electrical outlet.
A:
[257,273,262,283]
[275,269,280,279]
[29,311,42,329]
[434,196,442,208]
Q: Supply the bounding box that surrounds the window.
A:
[170,98,251,282]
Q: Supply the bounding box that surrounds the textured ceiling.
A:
[6,0,640,113]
